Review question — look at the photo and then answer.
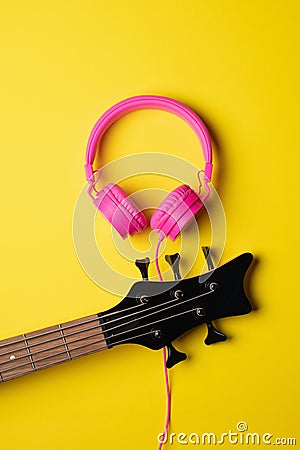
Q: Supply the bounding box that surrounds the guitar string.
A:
[0,288,195,354]
[0,276,206,349]
[0,288,214,368]
[0,306,198,377]
[2,346,110,382]
[0,285,213,356]
[0,302,146,349]
[0,290,214,366]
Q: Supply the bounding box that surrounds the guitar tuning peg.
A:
[135,257,150,280]
[204,322,227,345]
[165,253,181,280]
[201,246,214,270]
[162,255,187,368]
[202,246,227,345]
[166,342,187,369]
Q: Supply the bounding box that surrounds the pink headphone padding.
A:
[85,95,213,182]
[150,185,192,229]
[94,184,147,238]
[150,185,203,241]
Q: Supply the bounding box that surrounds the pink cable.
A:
[155,233,164,282]
[158,347,171,449]
[155,234,171,449]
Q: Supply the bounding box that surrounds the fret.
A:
[25,325,70,370]
[0,314,108,382]
[23,334,36,371]
[58,324,72,360]
[61,315,106,359]
[0,335,35,381]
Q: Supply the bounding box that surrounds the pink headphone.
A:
[85,95,213,241]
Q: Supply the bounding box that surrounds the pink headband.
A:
[84,95,213,182]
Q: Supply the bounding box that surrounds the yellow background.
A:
[0,1,299,449]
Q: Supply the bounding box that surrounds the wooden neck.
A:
[0,314,107,382]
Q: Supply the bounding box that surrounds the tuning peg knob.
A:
[202,246,214,271]
[201,246,227,345]
[135,257,150,280]
[165,253,181,280]
[204,322,227,345]
[166,342,187,368]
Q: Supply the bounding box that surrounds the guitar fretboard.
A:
[0,314,107,382]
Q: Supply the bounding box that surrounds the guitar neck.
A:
[0,253,254,382]
[0,314,107,382]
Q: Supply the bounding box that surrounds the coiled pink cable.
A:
[155,234,171,449]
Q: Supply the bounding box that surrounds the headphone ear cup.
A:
[94,183,147,238]
[150,184,203,241]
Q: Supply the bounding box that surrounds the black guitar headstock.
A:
[99,252,253,368]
